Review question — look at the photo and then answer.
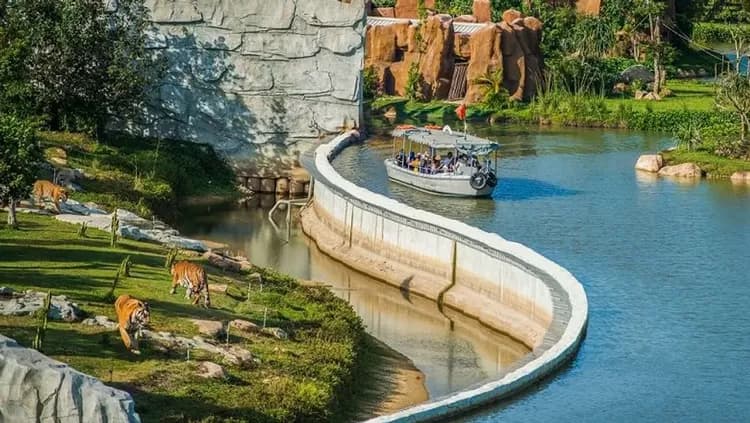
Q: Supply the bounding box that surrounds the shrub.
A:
[693,22,750,43]
[405,62,423,101]
[362,66,380,100]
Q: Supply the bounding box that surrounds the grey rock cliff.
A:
[0,335,140,422]
[115,0,366,174]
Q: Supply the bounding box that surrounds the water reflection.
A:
[174,201,530,398]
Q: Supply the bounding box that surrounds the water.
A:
[174,201,530,398]
[333,125,750,421]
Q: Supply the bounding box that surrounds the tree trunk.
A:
[653,16,663,96]
[7,199,17,229]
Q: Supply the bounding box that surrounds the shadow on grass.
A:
[121,385,269,423]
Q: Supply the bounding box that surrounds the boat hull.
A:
[384,159,495,197]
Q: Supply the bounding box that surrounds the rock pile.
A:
[0,289,82,321]
[54,203,207,251]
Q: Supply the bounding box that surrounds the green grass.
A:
[662,149,750,178]
[602,79,717,112]
[39,131,238,220]
[0,212,366,422]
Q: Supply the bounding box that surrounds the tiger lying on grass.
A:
[115,294,150,354]
[170,260,211,308]
[32,180,68,213]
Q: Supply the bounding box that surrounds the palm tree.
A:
[473,69,509,109]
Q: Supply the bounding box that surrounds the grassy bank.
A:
[40,131,237,220]
[662,149,750,177]
[370,80,730,132]
[0,212,368,422]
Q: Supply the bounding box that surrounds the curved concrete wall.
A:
[300,131,588,421]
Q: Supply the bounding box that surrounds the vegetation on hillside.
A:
[38,131,237,221]
[0,212,369,422]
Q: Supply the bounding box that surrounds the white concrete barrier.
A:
[301,131,588,422]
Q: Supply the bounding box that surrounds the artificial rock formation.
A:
[366,8,543,103]
[116,0,366,174]
[0,335,140,422]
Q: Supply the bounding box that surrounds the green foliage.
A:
[692,22,750,43]
[417,0,427,19]
[405,62,423,101]
[32,291,52,352]
[120,255,132,278]
[673,119,704,151]
[546,56,638,95]
[362,66,380,100]
[110,210,119,248]
[1,0,161,135]
[474,69,509,109]
[0,113,42,228]
[38,131,237,219]
[715,71,750,141]
[371,0,396,7]
[76,222,88,238]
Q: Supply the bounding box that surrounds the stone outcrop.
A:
[635,154,664,173]
[0,290,83,321]
[365,8,543,103]
[730,171,750,183]
[394,0,435,18]
[473,0,492,23]
[117,0,366,174]
[576,0,602,16]
[465,24,502,104]
[658,163,704,178]
[0,335,140,422]
[190,319,225,338]
[197,361,226,379]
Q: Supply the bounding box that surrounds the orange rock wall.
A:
[365,8,543,103]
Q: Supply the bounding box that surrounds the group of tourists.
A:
[394,150,481,175]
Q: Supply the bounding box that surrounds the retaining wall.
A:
[300,131,588,421]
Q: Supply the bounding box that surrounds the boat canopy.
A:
[392,126,500,156]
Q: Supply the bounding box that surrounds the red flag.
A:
[455,103,467,121]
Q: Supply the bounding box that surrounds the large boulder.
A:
[394,0,435,18]
[658,163,703,178]
[417,15,455,100]
[499,21,526,100]
[635,154,664,173]
[197,361,226,379]
[0,335,140,422]
[730,171,750,183]
[190,319,225,338]
[465,24,502,104]
[621,65,655,83]
[473,0,492,23]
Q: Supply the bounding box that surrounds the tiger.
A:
[170,260,211,308]
[32,180,68,213]
[114,294,150,355]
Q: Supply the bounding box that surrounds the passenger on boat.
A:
[407,151,416,169]
[441,152,454,172]
[395,149,405,167]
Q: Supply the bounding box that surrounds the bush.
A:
[546,56,638,95]
[405,62,423,101]
[692,22,750,43]
[362,66,380,100]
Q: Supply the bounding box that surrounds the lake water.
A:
[175,201,530,399]
[333,124,750,421]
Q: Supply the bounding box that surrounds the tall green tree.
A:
[3,0,159,137]
[0,114,42,228]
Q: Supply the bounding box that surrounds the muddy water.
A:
[175,202,530,399]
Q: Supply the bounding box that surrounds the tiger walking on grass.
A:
[32,180,68,213]
[170,260,211,308]
[114,294,150,355]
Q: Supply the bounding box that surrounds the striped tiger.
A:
[33,180,68,213]
[114,294,150,354]
[170,260,211,308]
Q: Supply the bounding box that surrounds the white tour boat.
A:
[385,125,499,197]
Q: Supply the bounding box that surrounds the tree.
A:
[0,114,42,228]
[3,0,160,137]
[474,69,510,108]
[716,72,750,143]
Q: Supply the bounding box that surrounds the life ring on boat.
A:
[442,125,453,135]
[486,172,498,188]
[470,173,487,190]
